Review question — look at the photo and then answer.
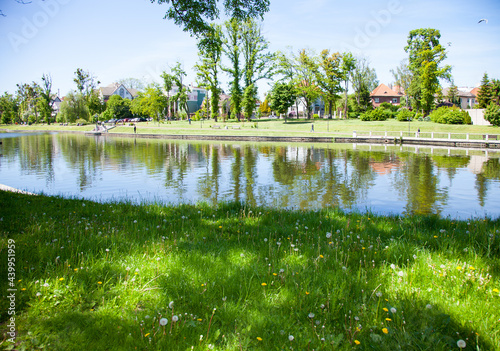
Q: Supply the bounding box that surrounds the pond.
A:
[1,132,500,219]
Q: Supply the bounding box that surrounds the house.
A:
[51,95,62,116]
[370,84,402,108]
[99,83,139,102]
[441,87,477,109]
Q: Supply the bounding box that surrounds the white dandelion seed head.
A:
[398,271,404,277]
[308,313,315,318]
[169,301,174,309]
[288,335,294,341]
[159,318,168,326]
[376,292,382,297]
[390,307,397,314]
[36,292,42,297]
[172,315,179,322]
[326,232,332,239]
[457,339,466,348]
[390,264,396,270]
[426,304,432,309]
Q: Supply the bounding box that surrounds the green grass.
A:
[1,118,498,139]
[0,191,499,350]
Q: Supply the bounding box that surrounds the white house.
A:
[99,83,139,102]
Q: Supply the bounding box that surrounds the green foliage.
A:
[429,106,471,125]
[397,108,413,121]
[484,102,500,126]
[0,92,18,124]
[75,118,88,125]
[58,92,89,123]
[269,82,296,116]
[360,107,391,121]
[105,95,132,120]
[405,28,452,114]
[151,0,270,36]
[477,73,492,108]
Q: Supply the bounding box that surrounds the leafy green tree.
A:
[150,0,270,36]
[477,73,491,108]
[222,18,243,121]
[350,56,378,113]
[105,95,133,120]
[405,28,452,115]
[58,92,89,123]
[491,79,500,105]
[259,96,271,116]
[131,84,169,123]
[269,82,296,121]
[38,74,54,124]
[294,49,320,120]
[397,108,413,122]
[446,84,460,106]
[484,102,500,126]
[195,24,223,122]
[241,19,274,121]
[316,50,343,119]
[429,106,471,124]
[171,62,190,118]
[341,52,356,119]
[0,92,18,124]
[16,82,40,123]
[390,59,412,107]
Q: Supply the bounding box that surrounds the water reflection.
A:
[0,133,499,219]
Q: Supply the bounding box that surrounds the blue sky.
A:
[0,0,499,99]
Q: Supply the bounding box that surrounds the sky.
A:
[0,0,499,99]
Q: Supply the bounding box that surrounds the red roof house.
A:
[370,84,402,108]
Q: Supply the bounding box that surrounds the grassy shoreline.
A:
[1,191,499,350]
[1,118,499,139]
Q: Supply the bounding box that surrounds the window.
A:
[393,98,398,104]
[374,98,379,103]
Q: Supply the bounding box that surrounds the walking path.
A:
[0,184,36,195]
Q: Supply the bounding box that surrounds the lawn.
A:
[0,191,499,350]
[1,117,498,139]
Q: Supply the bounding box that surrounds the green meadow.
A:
[0,190,499,350]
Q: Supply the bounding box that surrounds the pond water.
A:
[1,132,500,219]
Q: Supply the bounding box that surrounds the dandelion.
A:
[326,232,332,239]
[383,308,388,312]
[390,307,397,313]
[426,304,432,309]
[376,292,382,297]
[144,333,150,337]
[59,278,64,281]
[43,283,49,287]
[385,318,392,321]
[288,335,294,341]
[398,271,404,277]
[256,337,262,341]
[382,327,389,334]
[169,301,174,309]
[261,283,267,286]
[457,339,466,349]
[493,289,499,293]
[390,264,396,270]
[354,340,361,345]
[36,292,42,297]
[172,315,179,322]
[308,313,315,318]
[98,281,102,285]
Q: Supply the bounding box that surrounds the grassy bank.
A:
[0,191,499,350]
[1,118,498,139]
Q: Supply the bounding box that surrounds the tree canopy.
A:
[150,0,270,36]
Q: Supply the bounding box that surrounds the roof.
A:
[442,87,475,98]
[99,83,139,98]
[370,84,401,97]
[470,87,480,97]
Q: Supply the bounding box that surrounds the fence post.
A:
[466,133,469,140]
[448,133,451,140]
[431,132,434,139]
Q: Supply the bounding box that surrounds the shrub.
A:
[313,114,320,120]
[429,106,472,125]
[360,108,391,121]
[397,108,413,122]
[484,102,500,126]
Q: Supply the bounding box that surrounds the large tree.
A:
[150,0,270,36]
[222,18,243,120]
[58,92,88,123]
[39,74,54,124]
[194,24,223,122]
[269,82,296,122]
[240,19,274,121]
[340,52,356,119]
[477,73,491,108]
[405,28,452,115]
[0,93,18,124]
[315,50,343,119]
[171,62,190,118]
[131,84,169,123]
[350,56,378,112]
[294,49,321,120]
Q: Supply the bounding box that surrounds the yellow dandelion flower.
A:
[98,281,102,284]
[434,235,438,238]
[386,318,392,321]
[383,308,388,312]
[319,255,324,258]
[261,283,267,286]
[469,266,475,270]
[305,291,310,295]
[457,266,462,270]
[144,333,150,337]
[493,288,499,293]
[74,268,78,272]
[59,278,64,281]
[354,340,361,345]
[197,318,202,321]
[382,328,389,334]
[256,337,262,341]
[273,273,277,276]
[21,288,26,291]
[219,226,222,229]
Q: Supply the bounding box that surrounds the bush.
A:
[360,107,391,121]
[484,102,500,126]
[313,114,320,120]
[429,106,471,125]
[397,108,413,121]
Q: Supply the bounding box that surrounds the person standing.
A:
[134,124,137,134]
